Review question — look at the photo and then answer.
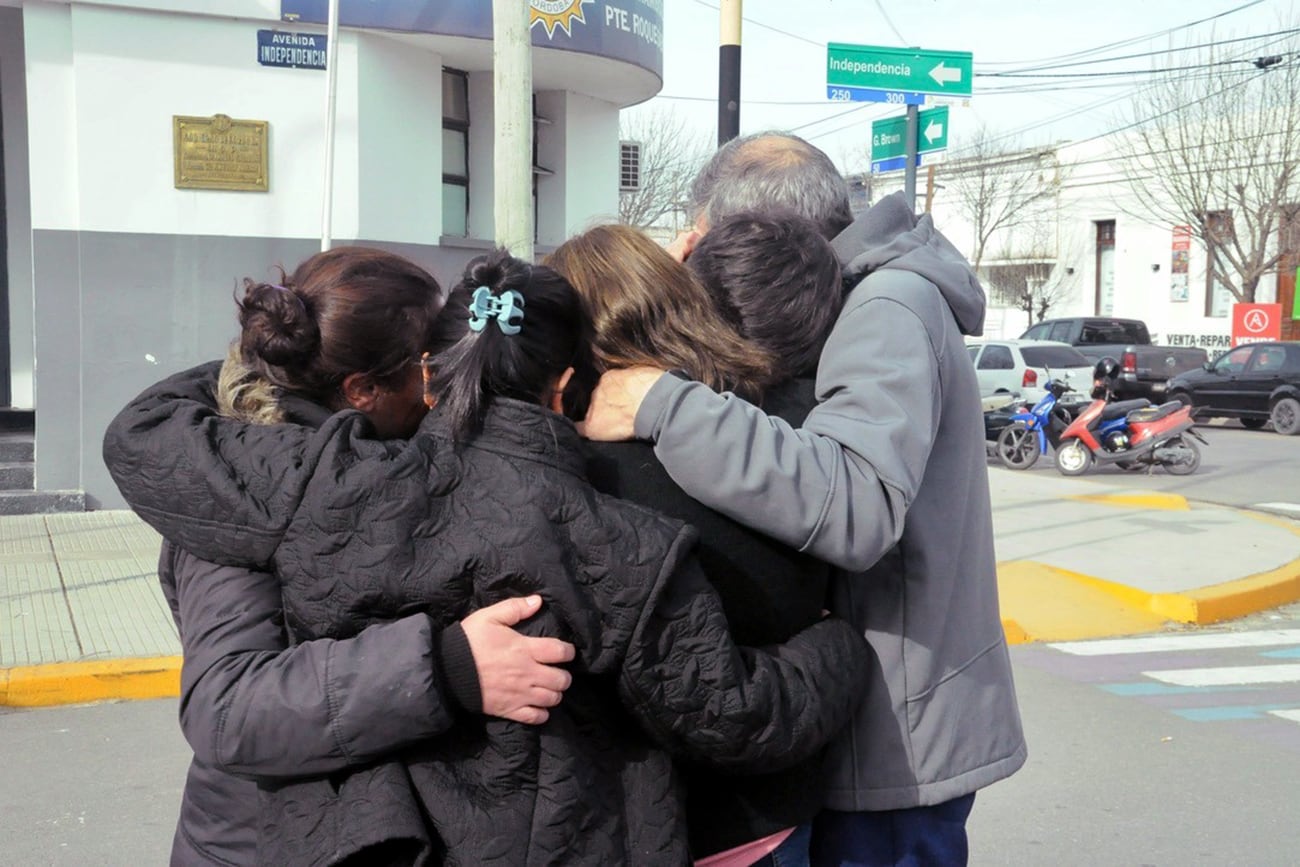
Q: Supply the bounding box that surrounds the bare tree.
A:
[984,219,1074,329]
[618,109,711,230]
[1117,32,1300,303]
[943,127,1061,271]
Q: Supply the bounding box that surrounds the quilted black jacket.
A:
[103,364,870,866]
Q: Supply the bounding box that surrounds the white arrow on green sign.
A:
[872,106,949,163]
[827,43,973,103]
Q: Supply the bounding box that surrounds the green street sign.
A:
[828,43,973,103]
[872,106,949,163]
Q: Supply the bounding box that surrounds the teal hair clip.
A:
[468,286,526,336]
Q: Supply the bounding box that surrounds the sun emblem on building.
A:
[530,0,594,38]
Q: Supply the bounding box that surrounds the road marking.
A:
[1142,664,1300,686]
[1174,704,1297,722]
[1252,502,1300,516]
[1101,683,1259,696]
[1049,629,1300,656]
[1262,647,1300,659]
[1269,709,1300,723]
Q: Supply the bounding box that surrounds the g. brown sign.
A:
[173,114,268,192]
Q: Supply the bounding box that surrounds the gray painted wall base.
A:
[0,490,86,515]
[31,229,481,509]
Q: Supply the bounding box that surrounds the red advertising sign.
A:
[1231,303,1283,347]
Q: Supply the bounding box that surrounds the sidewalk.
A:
[3,473,1300,707]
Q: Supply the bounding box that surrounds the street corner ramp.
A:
[998,561,1172,644]
[0,657,180,708]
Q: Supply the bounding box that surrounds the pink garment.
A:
[694,827,796,867]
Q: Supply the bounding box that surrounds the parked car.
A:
[968,339,1094,404]
[1165,341,1300,435]
[1019,316,1208,402]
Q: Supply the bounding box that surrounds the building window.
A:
[442,68,469,237]
[620,141,641,191]
[533,98,553,243]
[1094,220,1115,315]
[1202,210,1233,318]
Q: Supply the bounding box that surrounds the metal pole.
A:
[718,0,741,145]
[903,102,918,212]
[493,0,534,259]
[320,0,340,251]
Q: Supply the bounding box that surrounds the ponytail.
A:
[424,249,588,439]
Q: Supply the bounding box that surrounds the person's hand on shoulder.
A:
[578,367,666,442]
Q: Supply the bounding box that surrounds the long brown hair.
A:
[545,225,773,396]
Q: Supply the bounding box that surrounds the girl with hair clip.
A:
[105,248,869,865]
[546,218,846,867]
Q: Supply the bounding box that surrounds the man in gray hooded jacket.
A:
[583,132,1027,865]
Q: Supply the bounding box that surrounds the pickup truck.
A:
[1019,317,1208,402]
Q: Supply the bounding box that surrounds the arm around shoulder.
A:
[170,546,454,778]
[642,297,940,571]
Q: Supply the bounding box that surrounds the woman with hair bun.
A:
[106,248,869,864]
[117,246,578,866]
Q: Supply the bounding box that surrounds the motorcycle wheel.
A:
[1055,439,1093,476]
[996,423,1040,470]
[1162,436,1202,476]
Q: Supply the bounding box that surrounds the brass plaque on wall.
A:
[173,114,269,191]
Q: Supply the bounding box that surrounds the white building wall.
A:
[916,135,1255,349]
[355,33,442,244]
[535,89,619,247]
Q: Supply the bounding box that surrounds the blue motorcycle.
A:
[994,380,1128,470]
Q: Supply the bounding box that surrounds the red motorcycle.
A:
[1053,359,1208,477]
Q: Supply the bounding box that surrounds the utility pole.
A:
[718,0,741,145]
[923,164,936,213]
[493,0,534,259]
[903,103,918,212]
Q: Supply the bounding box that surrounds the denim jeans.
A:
[749,822,813,867]
[808,794,976,867]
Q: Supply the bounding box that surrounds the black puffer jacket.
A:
[103,364,870,866]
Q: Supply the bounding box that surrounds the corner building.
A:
[0,0,662,508]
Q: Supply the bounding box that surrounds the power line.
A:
[979,28,1300,75]
[976,0,1267,68]
[872,0,910,45]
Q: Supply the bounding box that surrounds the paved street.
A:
[4,609,1299,865]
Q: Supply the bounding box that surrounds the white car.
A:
[967,339,1094,404]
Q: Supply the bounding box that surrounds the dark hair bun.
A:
[465,257,509,294]
[237,279,320,367]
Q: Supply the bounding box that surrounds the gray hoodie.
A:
[634,191,1027,811]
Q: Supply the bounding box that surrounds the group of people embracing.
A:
[103,131,1026,867]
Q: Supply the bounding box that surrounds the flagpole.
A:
[320,0,341,251]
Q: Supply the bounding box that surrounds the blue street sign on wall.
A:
[257,30,327,70]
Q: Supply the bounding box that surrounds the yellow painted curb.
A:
[1069,491,1190,511]
[1152,559,1300,625]
[998,552,1300,642]
[0,656,181,707]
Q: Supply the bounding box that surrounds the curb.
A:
[0,657,181,708]
[999,553,1300,645]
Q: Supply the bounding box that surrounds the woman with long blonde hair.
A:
[547,215,847,867]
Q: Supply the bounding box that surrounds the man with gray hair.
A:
[583,132,1026,865]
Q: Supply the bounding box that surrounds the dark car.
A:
[1165,341,1300,435]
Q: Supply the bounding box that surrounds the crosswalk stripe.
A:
[1174,704,1296,722]
[1049,630,1300,656]
[1142,664,1300,687]
[1269,709,1300,723]
[1252,502,1300,515]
